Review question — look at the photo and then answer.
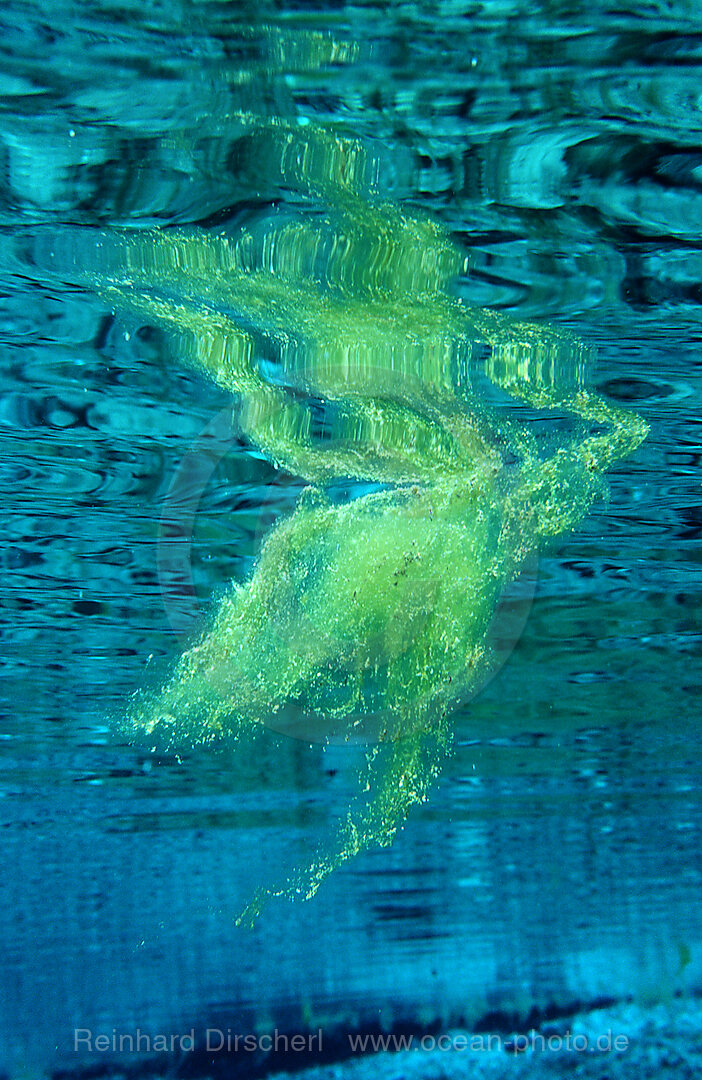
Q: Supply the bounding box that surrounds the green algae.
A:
[51,26,648,923]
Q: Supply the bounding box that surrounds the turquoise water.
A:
[0,1,701,1076]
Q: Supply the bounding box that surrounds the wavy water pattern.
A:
[0,0,700,1068]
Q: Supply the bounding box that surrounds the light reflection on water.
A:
[0,0,701,1073]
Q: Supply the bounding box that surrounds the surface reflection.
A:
[23,26,648,923]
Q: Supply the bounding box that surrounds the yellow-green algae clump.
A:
[51,28,648,924]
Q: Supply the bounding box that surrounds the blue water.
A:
[0,1,701,1076]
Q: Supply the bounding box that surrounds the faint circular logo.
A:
[156,384,538,746]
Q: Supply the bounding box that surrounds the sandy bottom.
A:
[268,1001,702,1080]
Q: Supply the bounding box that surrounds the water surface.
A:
[0,0,700,1073]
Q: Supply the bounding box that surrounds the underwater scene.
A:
[1,1,701,1078]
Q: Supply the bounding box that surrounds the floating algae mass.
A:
[34,27,648,923]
